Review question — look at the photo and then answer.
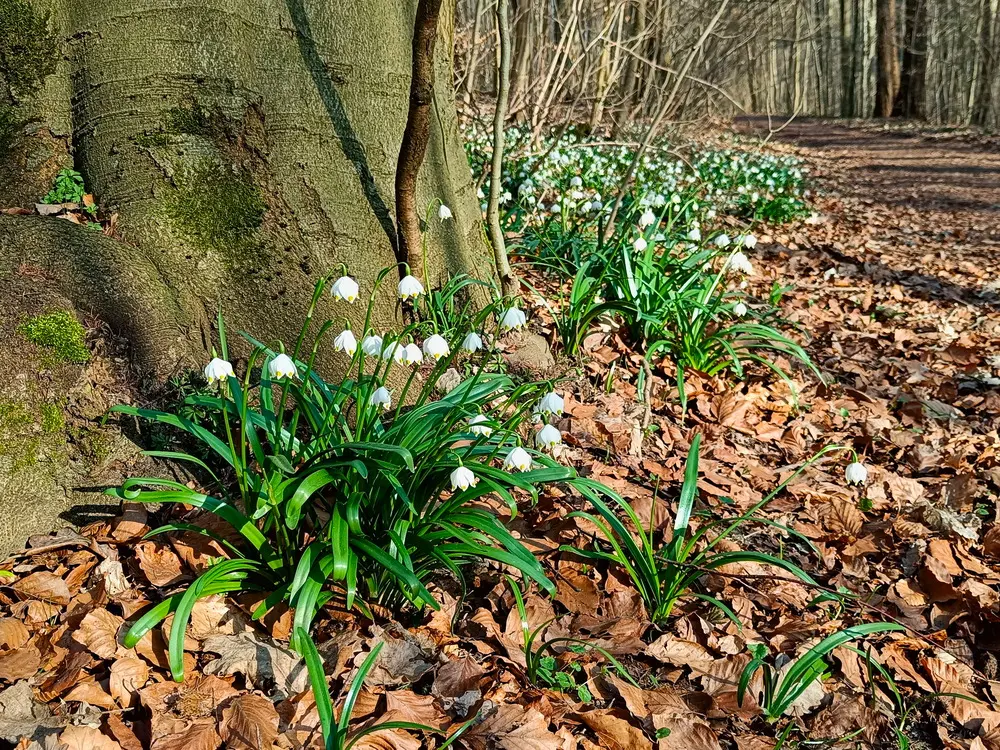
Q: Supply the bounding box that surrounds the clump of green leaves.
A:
[508,576,636,704]
[106,269,591,686]
[564,435,842,625]
[41,168,87,206]
[737,623,905,721]
[18,310,90,363]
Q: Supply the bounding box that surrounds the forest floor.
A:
[2,119,1000,750]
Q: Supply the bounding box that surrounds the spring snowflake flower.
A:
[203,357,234,384]
[450,466,478,491]
[687,228,702,242]
[639,208,656,228]
[438,204,452,220]
[845,461,868,485]
[535,391,564,416]
[570,176,583,187]
[269,353,297,380]
[402,343,423,366]
[714,233,731,248]
[469,414,493,436]
[361,334,383,356]
[589,200,603,212]
[740,233,758,249]
[500,307,527,331]
[536,424,562,450]
[504,446,533,472]
[334,329,358,356]
[461,331,483,352]
[381,341,407,363]
[732,302,748,317]
[398,275,425,301]
[728,251,754,275]
[633,237,648,252]
[422,334,449,360]
[477,187,485,200]
[331,276,359,303]
[370,386,392,409]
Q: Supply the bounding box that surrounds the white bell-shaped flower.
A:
[334,329,358,356]
[638,208,656,228]
[570,176,583,187]
[728,251,754,275]
[370,386,392,409]
[503,446,532,472]
[381,341,407,363]
[740,233,758,249]
[398,275,425,301]
[687,228,702,242]
[402,343,423,366]
[845,462,868,485]
[331,276,359,303]
[204,357,234,384]
[361,334,383,356]
[438,204,453,220]
[462,331,483,352]
[536,424,562,450]
[732,302,748,317]
[268,353,297,380]
[422,334,450,360]
[450,466,478,491]
[714,233,731,248]
[499,308,527,331]
[633,237,648,252]
[535,391,564,416]
[469,414,493,436]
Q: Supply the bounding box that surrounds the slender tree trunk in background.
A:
[589,2,613,131]
[0,0,492,376]
[874,0,900,116]
[464,0,486,102]
[511,0,534,112]
[396,0,445,280]
[488,0,517,296]
[894,0,928,117]
[971,0,995,125]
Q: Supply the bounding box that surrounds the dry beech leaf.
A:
[0,619,30,650]
[134,541,186,587]
[73,609,124,659]
[58,724,122,750]
[577,710,649,750]
[382,690,449,729]
[64,679,117,710]
[654,713,723,750]
[12,572,71,606]
[202,632,307,699]
[350,729,422,750]
[220,694,280,750]
[110,657,150,708]
[150,720,220,750]
[463,704,561,750]
[0,647,40,681]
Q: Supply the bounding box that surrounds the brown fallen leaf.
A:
[12,572,71,606]
[110,657,149,708]
[202,632,308,699]
[73,608,124,659]
[463,703,561,750]
[382,690,449,730]
[0,647,40,682]
[58,724,122,750]
[220,693,280,750]
[150,719,220,750]
[577,710,649,750]
[64,679,117,710]
[134,540,187,587]
[654,713,722,750]
[0,619,30,650]
[350,728,422,750]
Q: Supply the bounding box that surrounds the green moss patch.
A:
[18,310,90,364]
[0,0,57,102]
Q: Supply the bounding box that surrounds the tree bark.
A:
[874,0,901,117]
[0,0,492,377]
[971,0,995,126]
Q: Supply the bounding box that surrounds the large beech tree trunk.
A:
[0,0,492,376]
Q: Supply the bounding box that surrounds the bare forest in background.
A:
[454,0,1000,133]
